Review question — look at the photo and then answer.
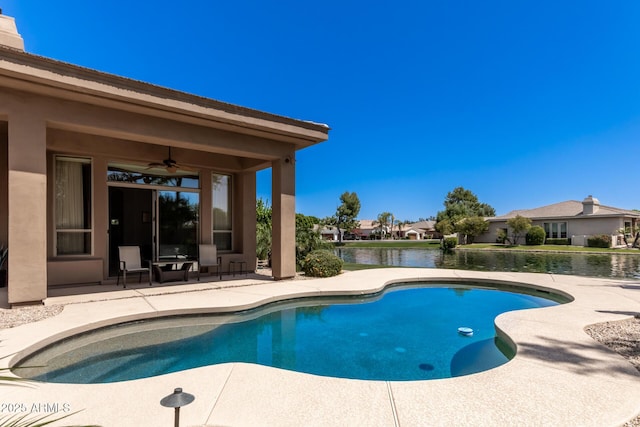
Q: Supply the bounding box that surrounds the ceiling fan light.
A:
[167,165,178,174]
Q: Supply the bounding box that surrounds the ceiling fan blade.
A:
[175,163,197,172]
[145,147,198,173]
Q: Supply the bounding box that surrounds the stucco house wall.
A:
[476,196,639,246]
[0,14,329,305]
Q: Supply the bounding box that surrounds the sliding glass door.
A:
[109,188,199,276]
[156,191,199,261]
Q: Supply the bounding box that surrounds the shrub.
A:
[302,250,343,277]
[442,237,458,250]
[546,238,571,245]
[587,234,611,248]
[525,226,546,245]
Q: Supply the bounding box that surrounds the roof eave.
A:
[0,47,329,146]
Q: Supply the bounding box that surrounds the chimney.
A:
[0,10,25,51]
[582,195,600,215]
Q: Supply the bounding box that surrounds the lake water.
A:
[335,247,640,279]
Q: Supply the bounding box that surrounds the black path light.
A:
[160,387,195,427]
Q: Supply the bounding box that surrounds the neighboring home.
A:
[318,225,342,241]
[353,219,393,240]
[475,196,640,246]
[400,220,441,240]
[0,13,329,305]
[353,219,377,240]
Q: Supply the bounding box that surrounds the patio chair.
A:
[117,246,152,288]
[198,244,222,281]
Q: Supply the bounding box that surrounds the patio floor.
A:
[0,268,639,426]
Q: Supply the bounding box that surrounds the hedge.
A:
[525,226,546,245]
[545,238,571,245]
[587,234,611,248]
[302,250,343,278]
[442,237,457,250]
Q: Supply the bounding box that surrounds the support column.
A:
[240,171,257,272]
[7,112,47,305]
[271,154,295,280]
[0,122,7,247]
[200,170,212,245]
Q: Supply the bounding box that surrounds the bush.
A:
[546,238,571,245]
[525,226,546,245]
[302,250,343,277]
[587,234,611,248]
[442,237,458,250]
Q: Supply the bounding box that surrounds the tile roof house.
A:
[0,13,329,305]
[400,220,440,240]
[353,219,377,239]
[475,196,640,246]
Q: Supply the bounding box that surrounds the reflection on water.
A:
[336,247,640,279]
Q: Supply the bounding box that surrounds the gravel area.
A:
[0,304,63,329]
[585,315,640,427]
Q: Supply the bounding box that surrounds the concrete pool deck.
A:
[0,268,639,426]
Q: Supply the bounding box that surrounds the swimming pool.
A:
[14,282,566,383]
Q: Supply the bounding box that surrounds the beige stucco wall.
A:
[564,217,623,238]
[478,217,629,245]
[7,108,47,304]
[0,121,7,247]
[271,155,296,279]
[0,59,328,303]
[476,222,504,243]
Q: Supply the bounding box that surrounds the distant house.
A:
[475,196,640,246]
[400,221,440,240]
[353,220,377,240]
[318,225,342,241]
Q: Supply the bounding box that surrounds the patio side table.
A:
[229,260,247,277]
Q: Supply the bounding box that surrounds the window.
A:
[107,162,199,188]
[212,174,232,251]
[543,222,567,239]
[55,156,92,255]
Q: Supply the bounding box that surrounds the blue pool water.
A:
[16,283,564,383]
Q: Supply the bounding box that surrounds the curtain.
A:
[56,158,85,254]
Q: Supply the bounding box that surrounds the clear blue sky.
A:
[4,1,640,220]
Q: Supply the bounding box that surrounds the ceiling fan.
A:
[147,147,194,173]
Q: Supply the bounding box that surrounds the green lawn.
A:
[458,243,640,254]
[338,240,441,249]
[335,240,639,254]
[342,262,398,271]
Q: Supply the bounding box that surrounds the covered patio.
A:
[0,13,329,306]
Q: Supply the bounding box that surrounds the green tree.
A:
[256,198,272,261]
[257,199,328,268]
[456,216,489,244]
[496,228,509,244]
[506,215,532,246]
[435,218,455,245]
[526,225,546,245]
[436,187,496,224]
[373,211,393,239]
[324,192,361,243]
[295,213,329,268]
[435,187,495,242]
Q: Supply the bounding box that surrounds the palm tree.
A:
[374,212,393,239]
[396,219,408,239]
